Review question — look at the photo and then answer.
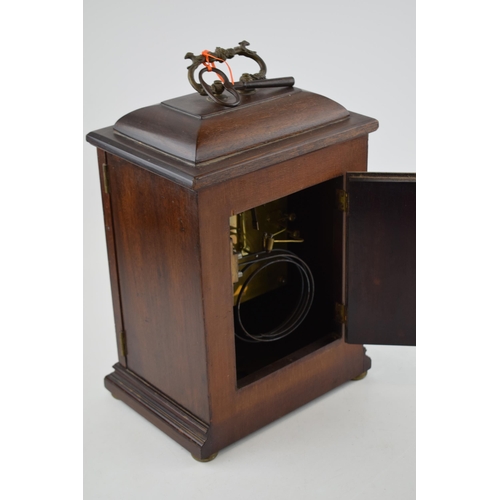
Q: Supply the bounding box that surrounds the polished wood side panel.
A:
[198,137,371,456]
[97,148,126,366]
[106,154,210,421]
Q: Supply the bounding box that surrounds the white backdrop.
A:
[84,1,415,498]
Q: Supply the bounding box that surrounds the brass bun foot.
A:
[351,371,368,381]
[192,452,218,462]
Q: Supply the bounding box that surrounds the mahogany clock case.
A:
[86,87,416,460]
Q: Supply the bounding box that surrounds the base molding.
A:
[104,345,371,459]
[104,364,210,457]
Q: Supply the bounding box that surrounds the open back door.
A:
[344,173,416,346]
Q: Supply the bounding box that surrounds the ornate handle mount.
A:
[185,40,267,96]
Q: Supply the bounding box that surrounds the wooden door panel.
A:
[345,173,416,346]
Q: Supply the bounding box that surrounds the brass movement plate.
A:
[230,198,292,305]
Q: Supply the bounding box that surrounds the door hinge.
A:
[335,189,348,212]
[102,163,110,194]
[119,330,128,358]
[335,303,347,324]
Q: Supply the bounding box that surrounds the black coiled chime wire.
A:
[235,249,315,343]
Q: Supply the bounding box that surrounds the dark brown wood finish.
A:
[88,111,378,190]
[86,86,415,460]
[105,364,209,455]
[87,89,378,190]
[344,173,416,346]
[197,137,371,457]
[97,148,126,366]
[114,88,350,163]
[105,153,210,421]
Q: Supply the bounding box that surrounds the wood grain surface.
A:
[87,90,392,459]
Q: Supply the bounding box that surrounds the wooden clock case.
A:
[86,86,415,461]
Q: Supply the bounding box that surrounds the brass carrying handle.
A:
[185,40,267,96]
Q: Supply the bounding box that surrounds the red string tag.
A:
[201,50,235,84]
